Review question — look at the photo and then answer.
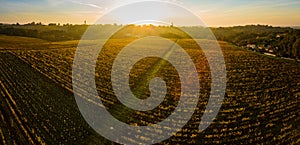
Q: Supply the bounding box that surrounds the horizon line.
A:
[1,22,299,28]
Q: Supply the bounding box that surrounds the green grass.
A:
[0,35,105,50]
[0,35,47,49]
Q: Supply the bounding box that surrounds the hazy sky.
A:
[0,0,299,27]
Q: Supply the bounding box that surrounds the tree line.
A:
[0,23,299,59]
[211,25,300,59]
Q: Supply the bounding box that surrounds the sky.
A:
[0,0,299,27]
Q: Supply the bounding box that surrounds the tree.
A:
[292,38,300,59]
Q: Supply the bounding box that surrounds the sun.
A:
[132,20,172,26]
[104,1,177,26]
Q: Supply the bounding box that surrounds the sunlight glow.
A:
[0,0,299,26]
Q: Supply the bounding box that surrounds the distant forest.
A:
[0,22,299,59]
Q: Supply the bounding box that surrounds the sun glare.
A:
[97,1,205,26]
[132,20,172,26]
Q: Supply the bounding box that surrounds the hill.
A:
[0,24,299,59]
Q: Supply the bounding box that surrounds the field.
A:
[0,35,300,144]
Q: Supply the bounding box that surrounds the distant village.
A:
[242,33,299,61]
[243,34,284,55]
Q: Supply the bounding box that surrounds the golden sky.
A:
[0,0,299,27]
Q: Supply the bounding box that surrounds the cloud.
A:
[69,0,103,9]
[223,0,300,14]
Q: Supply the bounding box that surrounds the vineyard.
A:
[0,37,299,144]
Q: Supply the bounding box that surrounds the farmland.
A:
[0,33,300,144]
[0,51,113,144]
